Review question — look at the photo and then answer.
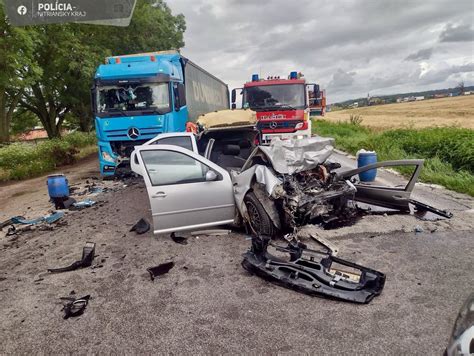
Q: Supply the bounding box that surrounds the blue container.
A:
[357,152,377,182]
[47,174,69,198]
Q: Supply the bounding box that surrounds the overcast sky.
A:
[167,0,473,103]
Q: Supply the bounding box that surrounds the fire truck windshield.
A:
[243,84,305,110]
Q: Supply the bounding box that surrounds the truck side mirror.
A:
[231,89,236,104]
[313,84,320,95]
[178,83,186,107]
[173,84,179,111]
[90,87,97,115]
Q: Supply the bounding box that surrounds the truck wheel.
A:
[244,192,277,236]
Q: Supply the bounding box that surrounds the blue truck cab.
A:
[91,51,229,176]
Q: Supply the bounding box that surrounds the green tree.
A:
[17,0,186,138]
[19,24,106,138]
[10,109,39,135]
[0,5,40,142]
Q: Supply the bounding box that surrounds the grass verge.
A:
[0,132,97,182]
[313,119,474,196]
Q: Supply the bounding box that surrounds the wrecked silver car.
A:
[130,110,427,236]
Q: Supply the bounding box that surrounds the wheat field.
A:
[325,95,474,130]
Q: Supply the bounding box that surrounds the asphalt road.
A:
[0,164,473,354]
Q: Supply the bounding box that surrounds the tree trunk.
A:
[20,85,64,139]
[0,90,9,143]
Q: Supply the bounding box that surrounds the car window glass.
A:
[153,136,193,151]
[141,150,209,186]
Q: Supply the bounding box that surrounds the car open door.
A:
[337,160,424,212]
[134,144,235,234]
[131,133,198,176]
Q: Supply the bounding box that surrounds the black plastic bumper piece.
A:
[242,236,385,304]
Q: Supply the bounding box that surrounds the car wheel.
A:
[244,191,277,236]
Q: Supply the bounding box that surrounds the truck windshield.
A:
[243,84,305,110]
[97,82,170,115]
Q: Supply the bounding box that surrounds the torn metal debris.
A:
[242,236,385,304]
[48,242,96,273]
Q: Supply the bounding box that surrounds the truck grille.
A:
[104,127,162,140]
[257,120,302,131]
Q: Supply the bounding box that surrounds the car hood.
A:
[241,136,335,174]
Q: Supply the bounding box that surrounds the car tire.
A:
[244,191,277,236]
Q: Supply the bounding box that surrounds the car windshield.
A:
[243,84,305,110]
[97,82,170,114]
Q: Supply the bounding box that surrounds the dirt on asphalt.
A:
[1,166,473,354]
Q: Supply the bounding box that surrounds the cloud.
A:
[419,62,474,85]
[168,0,474,103]
[405,48,434,61]
[439,23,474,42]
[327,69,356,90]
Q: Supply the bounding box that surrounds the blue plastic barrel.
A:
[47,174,69,198]
[357,151,377,182]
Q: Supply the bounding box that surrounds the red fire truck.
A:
[231,72,326,144]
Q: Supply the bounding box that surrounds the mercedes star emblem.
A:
[269,121,278,129]
[128,127,140,140]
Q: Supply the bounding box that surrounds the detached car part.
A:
[147,262,174,281]
[48,242,95,273]
[409,199,453,219]
[337,160,424,212]
[242,236,385,304]
[60,294,91,319]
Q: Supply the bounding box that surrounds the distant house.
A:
[414,96,424,101]
[464,91,471,95]
[434,93,448,99]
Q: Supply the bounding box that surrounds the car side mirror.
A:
[205,170,218,181]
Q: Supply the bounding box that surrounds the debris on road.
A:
[147,262,174,281]
[60,293,91,319]
[410,199,453,219]
[48,242,96,273]
[130,218,150,235]
[61,197,77,209]
[71,198,96,210]
[414,225,424,234]
[170,232,188,245]
[242,236,385,304]
[7,211,65,226]
[309,233,339,256]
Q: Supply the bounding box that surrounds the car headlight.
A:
[101,151,115,163]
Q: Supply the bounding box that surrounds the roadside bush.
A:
[349,114,363,126]
[0,132,97,181]
[312,119,474,196]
